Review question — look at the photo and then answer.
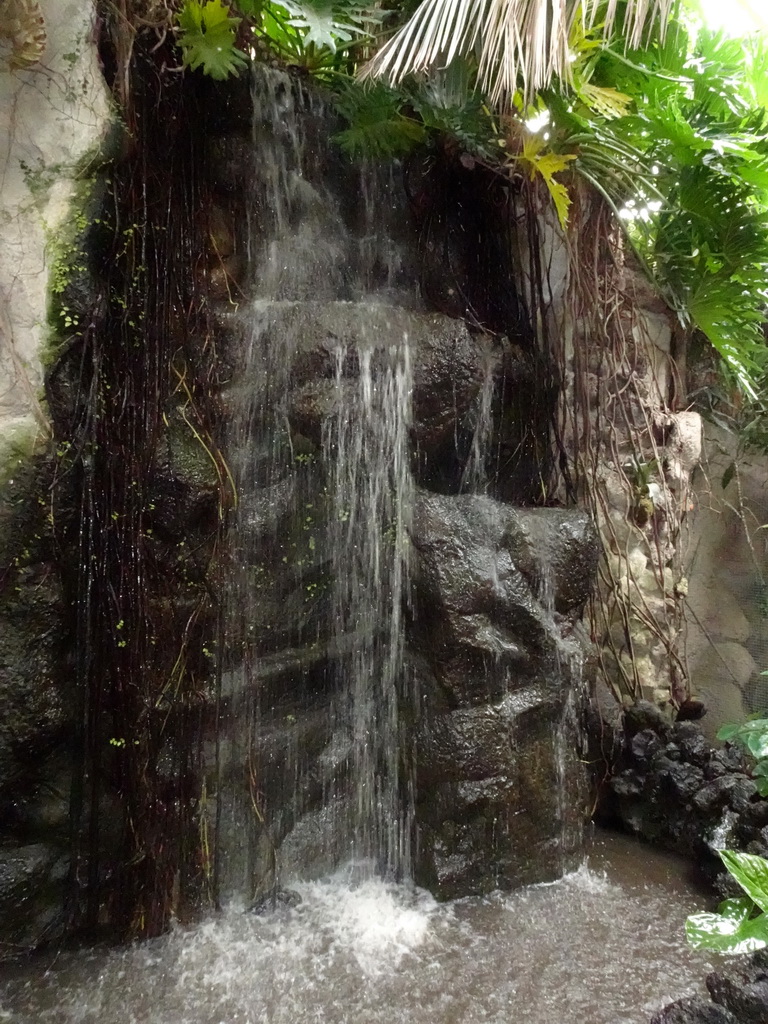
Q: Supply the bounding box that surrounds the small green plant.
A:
[718,707,768,797]
[686,850,768,954]
[177,0,248,80]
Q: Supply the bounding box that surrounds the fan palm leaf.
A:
[360,0,674,105]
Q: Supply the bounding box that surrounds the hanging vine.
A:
[46,8,235,938]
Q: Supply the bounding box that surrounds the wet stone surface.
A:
[409,493,599,896]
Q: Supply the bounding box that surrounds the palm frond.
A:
[359,0,673,105]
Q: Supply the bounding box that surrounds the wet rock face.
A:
[206,71,601,897]
[651,999,740,1024]
[0,446,73,951]
[409,493,599,896]
[226,299,492,455]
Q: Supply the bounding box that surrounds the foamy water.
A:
[0,833,721,1024]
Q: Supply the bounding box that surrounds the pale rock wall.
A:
[0,0,109,455]
[685,424,768,738]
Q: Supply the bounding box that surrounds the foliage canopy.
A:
[170,0,768,413]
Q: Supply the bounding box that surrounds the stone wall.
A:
[0,0,109,451]
[534,197,702,712]
[531,194,768,736]
[685,424,768,738]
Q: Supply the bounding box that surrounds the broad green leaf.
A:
[332,81,427,159]
[518,135,577,229]
[334,116,425,158]
[284,0,350,51]
[717,896,754,923]
[746,731,768,760]
[686,903,768,954]
[717,722,741,741]
[720,850,768,915]
[178,0,204,31]
[177,0,247,80]
[200,0,240,30]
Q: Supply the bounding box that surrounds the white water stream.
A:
[0,831,723,1024]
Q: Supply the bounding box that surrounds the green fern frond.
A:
[333,82,427,158]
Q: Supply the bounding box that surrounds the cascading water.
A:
[217,68,419,900]
[323,339,414,875]
[214,65,604,905]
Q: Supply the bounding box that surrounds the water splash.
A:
[0,834,719,1024]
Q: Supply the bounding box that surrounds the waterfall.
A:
[213,65,596,908]
[323,338,414,875]
[217,68,418,900]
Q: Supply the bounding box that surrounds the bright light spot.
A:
[697,0,768,36]
[525,110,550,133]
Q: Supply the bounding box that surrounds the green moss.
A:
[0,420,41,493]
[43,134,120,369]
[159,412,222,491]
[44,175,109,364]
[0,431,56,595]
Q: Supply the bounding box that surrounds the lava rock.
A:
[675,725,710,768]
[624,701,673,741]
[631,729,663,763]
[611,770,645,799]
[650,998,739,1024]
[707,972,768,1024]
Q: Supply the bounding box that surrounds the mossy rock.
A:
[45,172,112,365]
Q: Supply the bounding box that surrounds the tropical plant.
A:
[717,712,768,796]
[686,849,768,953]
[172,0,768,398]
[359,0,675,106]
[177,0,249,79]
[332,71,499,161]
[543,20,768,392]
[176,0,382,77]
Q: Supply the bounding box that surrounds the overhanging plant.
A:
[175,0,383,79]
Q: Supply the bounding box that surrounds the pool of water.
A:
[0,830,724,1024]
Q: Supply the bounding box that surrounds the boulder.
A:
[409,491,598,896]
[650,998,739,1024]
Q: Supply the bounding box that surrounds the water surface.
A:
[0,831,722,1024]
